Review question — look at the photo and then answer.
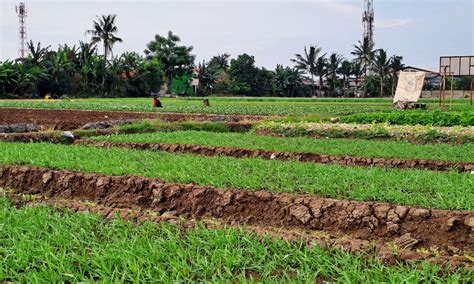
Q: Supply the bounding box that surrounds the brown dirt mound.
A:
[76,140,474,172]
[4,194,472,269]
[1,165,472,258]
[0,108,264,130]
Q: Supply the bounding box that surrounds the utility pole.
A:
[15,2,28,58]
[363,0,374,45]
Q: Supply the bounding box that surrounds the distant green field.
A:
[0,97,471,118]
[92,130,474,162]
[2,198,469,282]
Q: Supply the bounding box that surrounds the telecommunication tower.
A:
[15,2,28,58]
[362,0,374,45]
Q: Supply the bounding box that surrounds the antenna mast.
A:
[15,2,28,58]
[362,0,374,45]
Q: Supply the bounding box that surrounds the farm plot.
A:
[3,197,471,282]
[89,130,474,163]
[0,142,472,210]
[0,98,472,124]
[1,100,473,281]
[0,108,263,131]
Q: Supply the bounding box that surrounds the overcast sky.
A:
[1,0,473,70]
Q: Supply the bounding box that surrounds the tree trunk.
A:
[319,76,323,97]
[380,75,384,97]
[343,76,347,97]
[311,74,315,97]
[363,69,367,97]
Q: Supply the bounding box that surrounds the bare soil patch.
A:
[1,165,472,263]
[76,140,474,172]
[0,108,264,130]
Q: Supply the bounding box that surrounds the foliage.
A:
[0,142,472,210]
[2,198,469,282]
[85,14,123,60]
[340,110,474,127]
[93,130,473,162]
[171,74,193,96]
[291,45,323,96]
[196,60,218,95]
[144,31,195,89]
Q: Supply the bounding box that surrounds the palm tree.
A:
[26,40,50,65]
[389,55,404,96]
[291,45,322,96]
[351,38,375,96]
[327,53,343,96]
[197,60,218,95]
[339,60,353,97]
[372,49,392,97]
[314,55,327,96]
[351,60,364,97]
[86,14,123,60]
[209,53,230,70]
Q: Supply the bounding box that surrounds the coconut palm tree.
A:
[291,45,322,96]
[26,40,50,65]
[372,49,392,97]
[389,55,404,96]
[197,60,218,95]
[351,60,364,97]
[208,53,230,71]
[314,55,327,96]
[351,38,375,96]
[339,60,353,97]
[327,53,343,96]
[86,14,123,61]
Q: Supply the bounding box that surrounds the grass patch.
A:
[340,110,474,127]
[0,197,470,282]
[2,97,471,117]
[91,130,474,163]
[0,142,472,210]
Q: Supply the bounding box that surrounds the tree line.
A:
[1,14,406,98]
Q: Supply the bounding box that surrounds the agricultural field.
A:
[0,98,473,281]
[0,97,473,124]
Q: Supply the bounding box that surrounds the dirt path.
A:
[76,139,474,172]
[0,108,264,130]
[1,165,472,263]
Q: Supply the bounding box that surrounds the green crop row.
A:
[0,142,472,210]
[2,198,468,282]
[340,110,474,127]
[254,121,474,144]
[91,130,474,163]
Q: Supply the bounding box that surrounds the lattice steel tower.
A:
[15,2,28,58]
[362,0,374,45]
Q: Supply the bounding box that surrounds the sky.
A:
[1,0,473,70]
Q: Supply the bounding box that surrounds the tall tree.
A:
[314,56,327,96]
[26,40,50,65]
[208,53,230,71]
[351,38,375,97]
[144,31,195,90]
[339,60,353,97]
[327,53,343,96]
[372,49,392,97]
[197,60,218,95]
[351,60,364,97]
[86,14,123,60]
[389,55,404,96]
[291,45,322,96]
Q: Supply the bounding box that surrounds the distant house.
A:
[402,66,441,88]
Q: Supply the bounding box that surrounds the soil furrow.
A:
[4,192,472,269]
[1,165,472,258]
[75,139,474,172]
[0,108,264,130]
